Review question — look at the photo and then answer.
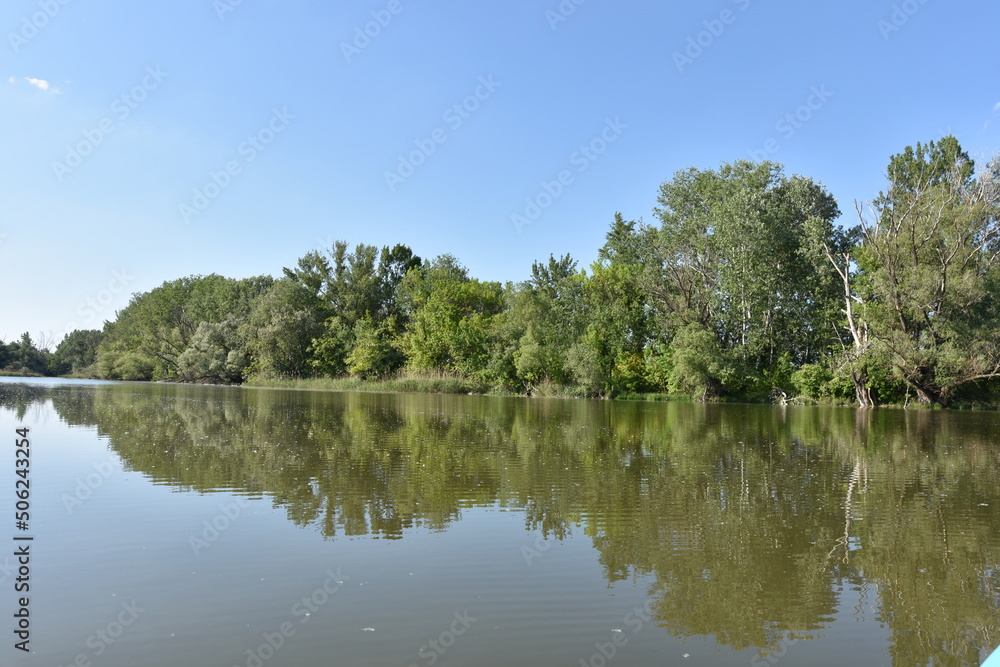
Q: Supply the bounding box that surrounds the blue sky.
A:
[2,0,998,345]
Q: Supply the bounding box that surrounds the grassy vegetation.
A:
[209,371,996,409]
[244,370,500,396]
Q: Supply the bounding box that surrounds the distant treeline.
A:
[12,136,1000,407]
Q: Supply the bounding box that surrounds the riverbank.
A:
[244,371,501,397]
[244,372,614,399]
[244,374,998,409]
[6,369,994,409]
[244,372,845,405]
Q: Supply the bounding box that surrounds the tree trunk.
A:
[913,383,949,407]
[824,245,874,409]
[906,366,949,407]
[853,371,874,408]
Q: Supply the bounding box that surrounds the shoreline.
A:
[4,372,996,410]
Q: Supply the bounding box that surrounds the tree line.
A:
[12,136,999,407]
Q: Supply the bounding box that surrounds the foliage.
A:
[177,319,247,384]
[50,329,103,375]
[63,141,1000,407]
[666,323,729,399]
[852,137,1000,405]
[790,364,832,400]
[97,274,272,381]
[0,333,50,375]
[345,316,404,379]
[648,161,842,374]
[245,278,322,378]
[399,256,506,377]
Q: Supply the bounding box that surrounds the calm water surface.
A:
[1,378,998,666]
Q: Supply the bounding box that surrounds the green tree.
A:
[285,241,420,376]
[400,256,505,376]
[346,316,405,379]
[177,319,247,384]
[50,329,103,375]
[647,161,842,396]
[574,214,655,396]
[509,254,587,387]
[666,323,730,398]
[854,137,1000,405]
[4,333,49,375]
[98,274,271,381]
[245,278,323,378]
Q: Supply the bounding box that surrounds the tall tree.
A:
[647,161,842,396]
[854,137,1000,405]
[285,241,420,376]
[50,329,104,375]
[569,214,654,396]
[244,278,324,378]
[509,254,587,387]
[400,255,505,376]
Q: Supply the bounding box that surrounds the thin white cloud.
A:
[18,76,61,94]
[994,101,1000,112]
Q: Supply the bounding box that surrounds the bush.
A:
[346,317,404,379]
[565,341,605,396]
[668,324,727,400]
[97,350,156,381]
[791,364,832,399]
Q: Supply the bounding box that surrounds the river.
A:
[1,378,998,666]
